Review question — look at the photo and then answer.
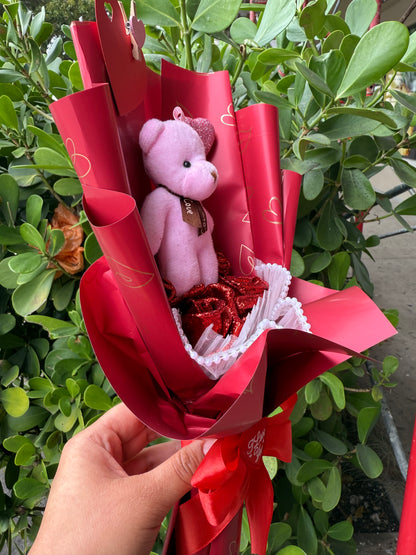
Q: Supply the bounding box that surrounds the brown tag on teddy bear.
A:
[180,197,208,236]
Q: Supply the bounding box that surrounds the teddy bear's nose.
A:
[211,171,217,181]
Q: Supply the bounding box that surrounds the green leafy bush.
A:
[0,0,405,553]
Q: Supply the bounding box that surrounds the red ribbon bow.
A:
[176,394,297,555]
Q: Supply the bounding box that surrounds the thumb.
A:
[146,439,212,517]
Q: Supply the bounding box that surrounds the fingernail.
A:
[202,438,216,455]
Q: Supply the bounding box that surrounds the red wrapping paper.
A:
[50,2,397,552]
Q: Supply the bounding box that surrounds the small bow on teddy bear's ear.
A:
[173,107,216,155]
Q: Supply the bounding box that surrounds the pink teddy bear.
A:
[139,108,219,297]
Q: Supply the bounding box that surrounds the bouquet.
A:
[50,1,397,552]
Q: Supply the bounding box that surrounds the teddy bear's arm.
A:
[140,188,169,255]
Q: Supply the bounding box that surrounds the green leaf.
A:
[316,201,344,250]
[25,314,77,337]
[308,476,326,502]
[55,404,79,432]
[27,125,66,153]
[3,435,32,453]
[15,442,36,466]
[268,522,292,552]
[255,90,292,111]
[51,280,75,311]
[258,48,300,66]
[84,233,103,265]
[68,61,83,91]
[7,405,49,432]
[327,520,354,541]
[295,62,334,97]
[59,396,72,417]
[318,114,380,139]
[390,158,416,188]
[357,406,380,444]
[345,0,377,37]
[191,0,240,33]
[230,17,257,43]
[402,30,416,64]
[135,0,180,26]
[314,429,347,455]
[0,95,19,131]
[297,459,333,482]
[84,384,113,411]
[355,443,383,478]
[48,229,65,257]
[303,169,324,201]
[297,506,318,555]
[290,249,305,277]
[277,547,307,555]
[33,147,75,177]
[322,466,342,511]
[12,269,56,316]
[20,222,46,253]
[310,388,333,420]
[25,194,43,229]
[30,6,45,39]
[383,355,399,378]
[253,0,296,47]
[66,378,80,399]
[322,30,344,53]
[327,252,350,290]
[319,372,345,410]
[53,178,82,196]
[305,441,323,459]
[326,106,398,128]
[299,0,327,41]
[0,174,19,226]
[0,313,16,335]
[0,387,29,417]
[305,379,322,405]
[8,252,44,274]
[342,168,376,210]
[0,362,19,386]
[0,257,19,288]
[263,456,278,479]
[337,22,409,99]
[14,478,47,501]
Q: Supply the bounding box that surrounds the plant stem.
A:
[179,0,194,71]
[230,47,246,88]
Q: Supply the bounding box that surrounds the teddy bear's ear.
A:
[139,119,165,154]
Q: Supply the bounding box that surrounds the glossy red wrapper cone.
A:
[50,2,397,552]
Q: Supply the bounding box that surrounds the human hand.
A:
[29,403,212,555]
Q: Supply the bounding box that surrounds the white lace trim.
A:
[172,260,310,380]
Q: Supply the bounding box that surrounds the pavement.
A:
[355,166,416,554]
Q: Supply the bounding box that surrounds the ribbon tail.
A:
[246,467,274,555]
[177,490,237,555]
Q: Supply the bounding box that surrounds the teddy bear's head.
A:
[139,116,218,201]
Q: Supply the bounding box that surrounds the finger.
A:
[86,403,161,461]
[138,439,208,517]
[123,440,180,475]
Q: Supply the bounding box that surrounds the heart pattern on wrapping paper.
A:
[239,244,256,276]
[220,103,236,127]
[263,196,283,225]
[65,138,91,179]
[107,256,154,289]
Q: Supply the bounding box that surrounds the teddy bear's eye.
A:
[183,160,191,168]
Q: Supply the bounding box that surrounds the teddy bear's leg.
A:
[198,242,219,287]
[162,247,203,297]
